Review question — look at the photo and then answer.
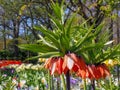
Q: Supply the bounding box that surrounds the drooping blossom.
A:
[44,53,87,76]
[44,57,63,75]
[44,53,110,80]
[87,64,102,80]
[77,63,110,80]
[62,53,87,77]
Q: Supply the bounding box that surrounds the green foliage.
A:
[0,49,37,62]
[19,1,120,64]
[0,50,10,59]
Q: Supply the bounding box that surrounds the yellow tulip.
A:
[104,59,119,67]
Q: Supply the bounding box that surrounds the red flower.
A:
[44,57,63,75]
[97,64,110,78]
[44,53,110,80]
[44,53,87,76]
[0,60,22,68]
[85,64,110,80]
[87,64,101,80]
[62,53,87,76]
[77,63,110,80]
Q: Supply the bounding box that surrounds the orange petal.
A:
[62,55,68,71]
[67,57,74,70]
[68,53,87,70]
[77,65,88,79]
[72,64,79,72]
[56,57,63,74]
[44,58,51,69]
[51,62,57,75]
[96,65,102,79]
[64,54,75,70]
[44,58,54,69]
[102,64,110,77]
[97,64,104,78]
[88,65,95,79]
[63,67,69,74]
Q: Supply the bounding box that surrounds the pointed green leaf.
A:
[34,25,58,39]
[34,25,60,48]
[65,13,76,38]
[26,51,61,60]
[71,25,94,52]
[76,43,104,53]
[50,17,63,30]
[38,34,58,50]
[18,44,57,53]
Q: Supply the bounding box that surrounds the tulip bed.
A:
[0,60,119,90]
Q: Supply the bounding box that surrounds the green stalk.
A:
[91,80,95,90]
[66,70,70,90]
[51,75,54,90]
[60,74,66,90]
[83,79,87,90]
[57,78,60,90]
[48,70,51,90]
[117,65,119,86]
[109,76,112,90]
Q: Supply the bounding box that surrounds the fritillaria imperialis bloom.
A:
[62,53,87,75]
[44,53,110,80]
[44,57,63,75]
[77,63,110,80]
[44,53,87,75]
[87,64,110,79]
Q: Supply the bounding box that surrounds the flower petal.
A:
[67,57,74,70]
[51,63,57,75]
[56,57,63,74]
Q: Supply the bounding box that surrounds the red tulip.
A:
[0,60,22,68]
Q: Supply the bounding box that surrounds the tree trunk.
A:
[3,17,6,50]
[116,8,120,44]
[116,8,120,86]
[29,7,39,40]
[13,19,20,59]
[109,13,113,41]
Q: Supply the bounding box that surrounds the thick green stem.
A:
[48,70,51,90]
[60,74,66,90]
[117,65,119,86]
[91,80,95,90]
[56,78,60,90]
[51,76,54,90]
[66,71,70,90]
[109,76,112,90]
[83,79,87,90]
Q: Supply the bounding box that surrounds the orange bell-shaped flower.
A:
[87,64,101,80]
[86,64,110,80]
[44,57,63,75]
[97,63,110,78]
[62,53,87,76]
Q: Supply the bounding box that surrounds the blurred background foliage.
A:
[0,0,120,62]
